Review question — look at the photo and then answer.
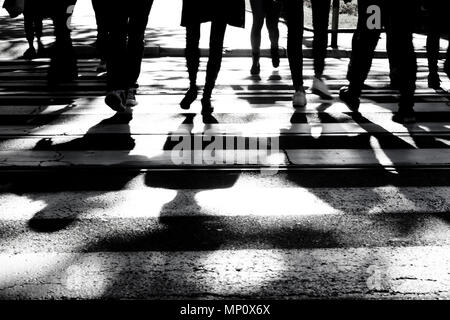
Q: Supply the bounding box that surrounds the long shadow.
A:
[23,112,138,232]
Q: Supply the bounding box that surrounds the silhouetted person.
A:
[103,0,154,112]
[23,0,45,60]
[249,0,281,75]
[425,0,450,88]
[277,0,306,107]
[310,0,333,99]
[47,0,78,86]
[91,0,108,72]
[179,0,245,116]
[339,0,418,124]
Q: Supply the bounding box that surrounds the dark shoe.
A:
[125,88,138,107]
[428,73,441,89]
[105,90,126,112]
[23,47,36,60]
[201,97,214,115]
[250,61,260,75]
[392,107,416,124]
[339,86,360,112]
[271,47,280,68]
[180,86,198,110]
[97,60,107,73]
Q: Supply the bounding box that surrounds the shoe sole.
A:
[105,94,126,112]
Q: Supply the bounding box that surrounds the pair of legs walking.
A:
[23,0,44,59]
[249,0,281,75]
[340,0,417,124]
[279,0,332,107]
[180,21,227,115]
[91,0,109,72]
[104,0,154,112]
[426,0,450,88]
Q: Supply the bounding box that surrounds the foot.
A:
[97,60,107,73]
[271,47,280,68]
[180,86,198,110]
[293,90,307,108]
[201,97,214,115]
[392,107,416,124]
[339,86,360,112]
[23,47,36,60]
[311,76,332,100]
[428,72,441,89]
[250,61,260,75]
[105,90,126,112]
[125,88,138,107]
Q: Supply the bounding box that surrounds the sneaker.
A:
[392,107,416,124]
[23,47,36,60]
[250,61,260,75]
[339,86,360,112]
[428,72,441,89]
[105,90,126,112]
[97,60,107,73]
[271,46,280,68]
[293,90,307,108]
[311,76,332,100]
[125,88,138,107]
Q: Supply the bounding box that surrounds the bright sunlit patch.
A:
[370,136,397,172]
[0,195,47,220]
[83,188,178,219]
[195,187,339,216]
[311,125,323,139]
[188,250,286,294]
[0,253,74,291]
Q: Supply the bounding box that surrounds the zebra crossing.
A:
[1,56,450,299]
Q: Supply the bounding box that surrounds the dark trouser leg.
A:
[23,14,35,46]
[311,0,331,77]
[91,0,109,61]
[125,0,154,89]
[106,3,128,90]
[385,2,416,109]
[281,0,304,91]
[346,0,382,95]
[49,0,78,82]
[203,21,227,99]
[266,0,281,48]
[250,0,265,58]
[185,23,201,87]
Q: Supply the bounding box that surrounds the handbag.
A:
[2,0,25,18]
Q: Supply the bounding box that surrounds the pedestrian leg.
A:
[311,0,332,99]
[266,0,281,68]
[202,20,227,115]
[180,23,201,110]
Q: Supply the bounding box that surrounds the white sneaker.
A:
[311,76,332,100]
[125,88,138,107]
[293,90,307,108]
